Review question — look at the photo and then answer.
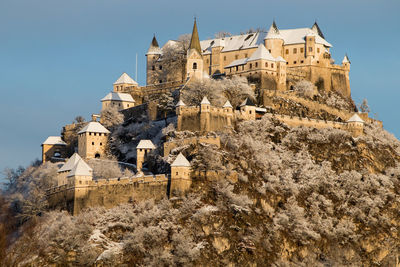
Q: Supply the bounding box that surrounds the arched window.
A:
[193,62,197,70]
[95,153,100,158]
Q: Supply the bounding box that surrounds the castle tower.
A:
[210,38,225,76]
[275,56,287,90]
[223,100,233,126]
[41,136,67,163]
[200,96,211,132]
[347,113,364,137]
[264,21,284,58]
[57,153,82,186]
[101,91,135,111]
[77,121,110,159]
[170,152,191,194]
[176,99,186,131]
[136,140,156,173]
[305,32,316,60]
[113,72,138,92]
[146,35,162,85]
[186,19,204,81]
[240,98,256,120]
[342,54,351,70]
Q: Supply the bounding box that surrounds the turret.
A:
[77,121,110,159]
[186,18,204,81]
[170,152,191,194]
[264,21,284,58]
[305,32,316,59]
[200,96,211,132]
[240,98,256,120]
[176,100,186,131]
[347,113,364,137]
[41,136,67,163]
[136,140,156,173]
[146,35,162,85]
[342,54,351,70]
[223,100,233,126]
[113,72,138,92]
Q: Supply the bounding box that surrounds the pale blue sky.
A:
[0,0,399,172]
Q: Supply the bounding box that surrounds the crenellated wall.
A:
[47,175,171,215]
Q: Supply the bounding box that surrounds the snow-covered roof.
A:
[223,100,233,108]
[147,36,162,55]
[200,25,331,56]
[247,44,275,62]
[347,113,364,123]
[113,73,138,85]
[67,158,93,177]
[224,58,248,69]
[201,96,211,105]
[58,153,82,173]
[200,32,265,54]
[278,28,332,47]
[101,92,135,102]
[137,140,156,149]
[240,98,255,107]
[255,107,267,113]
[176,100,186,107]
[42,136,66,146]
[78,122,110,134]
[275,56,286,62]
[265,22,282,40]
[342,55,351,64]
[171,153,191,167]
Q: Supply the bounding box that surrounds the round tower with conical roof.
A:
[264,21,284,58]
[146,35,162,85]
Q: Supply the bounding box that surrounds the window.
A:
[151,65,155,70]
[176,172,178,175]
[159,80,162,84]
[153,56,156,59]
[293,48,297,54]
[223,56,226,61]
[235,55,238,60]
[89,133,92,136]
[269,49,271,53]
[294,61,297,64]
[300,48,304,53]
[255,62,258,68]
[94,133,96,136]
[309,47,313,52]
[245,53,248,58]
[79,181,82,184]
[317,48,320,53]
[100,142,102,146]
[300,60,304,63]
[92,142,94,145]
[235,66,238,71]
[159,65,162,70]
[249,63,252,69]
[206,59,209,63]
[127,104,129,107]
[193,62,197,69]
[285,49,289,54]
[265,62,268,67]
[249,111,252,114]
[271,63,274,68]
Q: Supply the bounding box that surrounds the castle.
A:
[42,19,376,215]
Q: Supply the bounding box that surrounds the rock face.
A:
[3,115,400,266]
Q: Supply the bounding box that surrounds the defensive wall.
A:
[123,81,183,105]
[47,174,169,215]
[163,136,221,157]
[262,89,382,126]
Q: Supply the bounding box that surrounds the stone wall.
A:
[163,136,221,157]
[47,175,170,215]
